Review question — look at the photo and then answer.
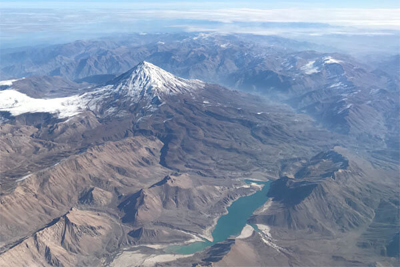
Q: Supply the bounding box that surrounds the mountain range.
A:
[0,33,398,267]
[1,33,398,143]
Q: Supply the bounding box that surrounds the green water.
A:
[165,179,271,255]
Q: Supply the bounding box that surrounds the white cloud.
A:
[1,8,399,30]
[132,8,400,29]
[0,7,398,48]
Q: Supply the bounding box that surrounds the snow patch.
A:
[370,88,380,95]
[301,61,319,75]
[324,56,342,64]
[193,33,211,40]
[0,78,24,86]
[329,82,344,88]
[0,90,87,118]
[338,103,353,114]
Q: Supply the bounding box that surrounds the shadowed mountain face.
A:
[0,61,398,267]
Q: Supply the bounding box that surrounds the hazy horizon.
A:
[1,0,399,50]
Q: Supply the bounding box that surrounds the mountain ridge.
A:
[0,61,205,120]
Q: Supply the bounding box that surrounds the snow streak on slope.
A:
[0,78,24,86]
[0,90,87,118]
[301,60,319,75]
[301,56,343,75]
[324,56,342,64]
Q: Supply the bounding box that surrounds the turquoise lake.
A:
[165,179,271,255]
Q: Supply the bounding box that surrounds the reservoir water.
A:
[165,179,271,255]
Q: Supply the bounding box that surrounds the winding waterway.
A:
[165,179,271,255]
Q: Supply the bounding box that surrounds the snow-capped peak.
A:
[111,61,204,98]
[0,62,205,120]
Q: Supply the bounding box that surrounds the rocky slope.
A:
[241,147,400,267]
[0,62,398,266]
[0,209,121,267]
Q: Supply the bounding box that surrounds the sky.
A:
[0,0,399,48]
[1,0,400,9]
